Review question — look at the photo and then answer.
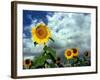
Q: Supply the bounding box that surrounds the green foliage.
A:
[43,46,56,61]
[25,45,90,69]
[32,53,46,68]
[32,46,56,68]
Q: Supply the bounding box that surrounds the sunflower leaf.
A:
[43,46,56,62]
[34,42,38,46]
[32,46,57,68]
[32,52,47,68]
[49,37,55,42]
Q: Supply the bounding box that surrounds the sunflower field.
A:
[23,23,91,69]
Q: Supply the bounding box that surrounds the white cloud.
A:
[23,12,91,57]
[23,38,44,56]
[47,12,91,54]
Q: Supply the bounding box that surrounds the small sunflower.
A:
[72,48,78,57]
[55,57,61,64]
[64,49,73,60]
[31,23,51,44]
[23,59,32,69]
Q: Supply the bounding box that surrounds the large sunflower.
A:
[31,23,51,44]
[64,49,73,60]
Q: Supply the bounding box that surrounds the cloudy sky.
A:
[23,10,91,59]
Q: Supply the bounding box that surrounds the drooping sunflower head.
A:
[64,49,73,60]
[72,48,78,57]
[84,51,90,57]
[31,23,51,44]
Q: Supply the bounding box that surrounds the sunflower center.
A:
[25,59,30,65]
[38,30,44,36]
[66,51,71,56]
[72,49,77,54]
[36,26,48,39]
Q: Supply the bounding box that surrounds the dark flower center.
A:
[25,59,30,64]
[57,57,61,61]
[36,26,48,39]
[67,51,71,56]
[72,49,77,53]
[38,30,44,36]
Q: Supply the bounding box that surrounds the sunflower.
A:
[64,49,73,60]
[31,23,51,44]
[72,48,78,57]
[84,51,90,57]
[55,57,61,64]
[23,59,32,69]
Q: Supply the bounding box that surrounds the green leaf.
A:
[32,53,46,68]
[34,42,38,46]
[43,45,48,51]
[49,37,55,42]
[32,46,57,68]
[43,46,56,60]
